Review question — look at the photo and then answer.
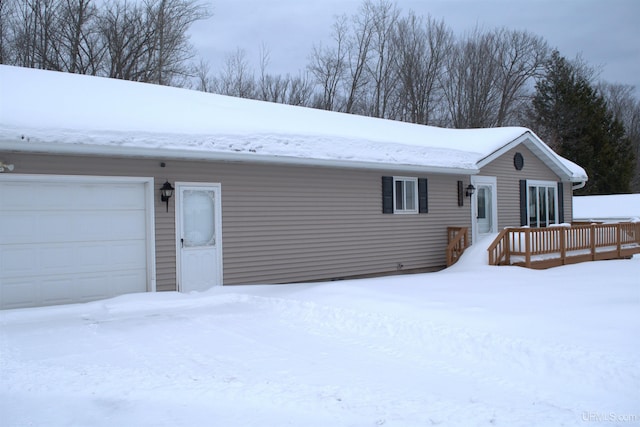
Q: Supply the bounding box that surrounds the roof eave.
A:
[0,139,477,175]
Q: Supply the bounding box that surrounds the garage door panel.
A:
[40,211,146,242]
[110,241,147,268]
[1,211,147,244]
[1,177,152,309]
[1,270,148,309]
[0,212,38,243]
[0,246,33,276]
[2,240,147,278]
[111,270,148,295]
[0,278,37,309]
[39,277,76,306]
[106,211,148,240]
[40,242,146,273]
[73,241,146,271]
[1,182,146,211]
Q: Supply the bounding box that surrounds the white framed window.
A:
[393,176,418,214]
[527,180,558,227]
[382,176,427,215]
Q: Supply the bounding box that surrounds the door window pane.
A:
[538,187,547,227]
[183,189,215,247]
[477,188,486,219]
[529,187,537,227]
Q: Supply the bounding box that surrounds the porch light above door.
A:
[466,184,475,197]
[160,181,174,212]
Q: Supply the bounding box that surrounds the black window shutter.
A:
[418,178,428,213]
[382,176,393,214]
[519,179,527,226]
[457,181,464,207]
[557,182,565,224]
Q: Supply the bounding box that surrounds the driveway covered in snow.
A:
[2,249,639,427]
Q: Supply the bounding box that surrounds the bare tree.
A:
[442,28,502,128]
[392,12,452,125]
[192,58,216,92]
[2,0,208,85]
[3,0,104,74]
[56,0,104,75]
[342,5,373,114]
[493,28,548,126]
[213,48,257,98]
[363,0,399,118]
[0,0,15,64]
[99,0,152,81]
[308,16,348,111]
[143,0,208,86]
[285,73,315,106]
[9,0,63,69]
[257,46,289,103]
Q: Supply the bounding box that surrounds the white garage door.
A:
[0,176,154,309]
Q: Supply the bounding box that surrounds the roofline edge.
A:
[0,140,478,175]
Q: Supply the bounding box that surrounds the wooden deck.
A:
[487,223,640,269]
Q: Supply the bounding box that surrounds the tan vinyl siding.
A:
[213,165,471,285]
[563,183,573,223]
[479,145,572,228]
[4,152,471,290]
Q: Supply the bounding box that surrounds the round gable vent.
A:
[514,152,524,170]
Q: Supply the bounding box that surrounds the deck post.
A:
[590,224,596,261]
[560,228,566,265]
[525,228,531,268]
[617,224,622,258]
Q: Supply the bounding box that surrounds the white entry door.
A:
[176,183,222,292]
[471,176,498,242]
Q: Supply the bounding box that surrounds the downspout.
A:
[572,181,586,191]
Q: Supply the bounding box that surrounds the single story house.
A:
[0,65,587,309]
[573,194,640,223]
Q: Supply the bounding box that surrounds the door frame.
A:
[174,182,223,291]
[470,175,498,243]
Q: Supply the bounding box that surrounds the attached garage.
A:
[0,175,156,309]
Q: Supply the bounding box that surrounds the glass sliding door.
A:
[527,181,558,228]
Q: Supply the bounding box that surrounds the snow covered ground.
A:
[573,194,640,223]
[1,238,639,427]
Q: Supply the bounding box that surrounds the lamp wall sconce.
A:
[0,161,15,172]
[160,181,174,212]
[465,184,476,198]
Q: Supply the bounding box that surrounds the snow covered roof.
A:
[573,194,640,222]
[0,65,586,180]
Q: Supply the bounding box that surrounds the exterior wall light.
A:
[0,161,14,172]
[465,184,476,198]
[160,181,174,212]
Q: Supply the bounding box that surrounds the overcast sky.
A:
[189,0,640,91]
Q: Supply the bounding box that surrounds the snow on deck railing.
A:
[487,222,640,268]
